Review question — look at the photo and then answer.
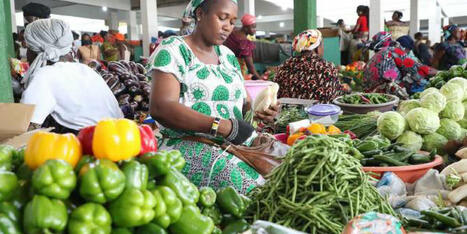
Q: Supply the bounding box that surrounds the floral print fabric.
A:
[274,53,343,103]
[363,46,430,97]
[438,42,466,70]
[148,36,263,194]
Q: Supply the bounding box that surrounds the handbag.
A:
[183,134,288,176]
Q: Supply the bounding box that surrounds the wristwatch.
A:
[210,117,221,137]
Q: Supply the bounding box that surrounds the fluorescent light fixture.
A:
[279,22,285,27]
[102,6,108,12]
[257,15,263,19]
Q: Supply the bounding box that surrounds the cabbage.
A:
[459,119,467,129]
[440,101,465,121]
[440,82,464,102]
[447,77,467,100]
[396,131,423,152]
[422,133,448,154]
[464,101,467,117]
[405,108,440,134]
[437,118,462,141]
[420,87,439,99]
[376,111,406,140]
[420,92,446,113]
[398,100,421,116]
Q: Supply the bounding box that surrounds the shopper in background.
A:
[149,0,278,194]
[20,19,122,134]
[363,32,436,99]
[337,19,351,65]
[224,13,262,80]
[17,30,28,61]
[78,33,101,65]
[433,25,467,70]
[72,31,81,55]
[396,35,420,62]
[115,33,131,62]
[101,32,120,62]
[413,32,433,66]
[274,29,343,103]
[352,5,369,41]
[385,11,409,40]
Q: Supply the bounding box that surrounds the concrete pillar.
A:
[243,0,255,16]
[141,0,158,57]
[316,16,324,28]
[443,17,449,27]
[108,10,119,31]
[9,0,16,33]
[127,11,139,40]
[409,0,419,37]
[293,0,316,35]
[369,0,384,40]
[428,0,441,43]
[0,0,14,102]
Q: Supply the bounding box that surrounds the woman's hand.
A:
[255,103,280,124]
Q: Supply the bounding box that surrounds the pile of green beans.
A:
[247,135,395,234]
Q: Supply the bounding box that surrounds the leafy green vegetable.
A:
[420,92,446,113]
[377,111,406,140]
[440,82,464,102]
[422,133,448,154]
[396,131,423,152]
[420,87,440,99]
[447,78,467,100]
[406,108,440,134]
[398,100,421,116]
[440,101,465,121]
[437,118,463,141]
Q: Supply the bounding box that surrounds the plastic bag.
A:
[405,196,437,211]
[376,172,407,197]
[342,212,405,234]
[414,169,448,196]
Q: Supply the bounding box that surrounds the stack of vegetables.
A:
[338,61,366,91]
[377,77,467,154]
[286,123,342,145]
[248,135,394,234]
[334,111,381,139]
[425,65,467,89]
[0,118,248,234]
[98,61,151,119]
[340,93,390,105]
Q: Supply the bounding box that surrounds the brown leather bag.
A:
[183,134,287,176]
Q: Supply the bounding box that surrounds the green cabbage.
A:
[405,108,440,134]
[437,118,463,141]
[447,77,467,100]
[440,82,464,102]
[396,131,423,152]
[440,101,465,121]
[376,111,406,140]
[420,91,446,113]
[422,133,448,154]
[398,100,421,116]
[459,119,467,129]
[420,87,440,99]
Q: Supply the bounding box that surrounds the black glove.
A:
[226,119,255,145]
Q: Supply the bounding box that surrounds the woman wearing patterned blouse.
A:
[363,32,437,99]
[274,29,343,103]
[433,25,467,70]
[148,0,278,194]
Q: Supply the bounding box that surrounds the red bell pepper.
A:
[78,126,95,155]
[139,125,157,155]
[77,124,157,157]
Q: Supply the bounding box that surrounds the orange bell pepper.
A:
[287,132,304,146]
[307,123,327,134]
[327,125,342,135]
[92,119,141,162]
[25,132,82,169]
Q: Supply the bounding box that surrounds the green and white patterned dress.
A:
[148,36,264,194]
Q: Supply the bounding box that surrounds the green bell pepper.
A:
[0,202,21,234]
[111,228,134,234]
[202,205,222,225]
[79,159,126,204]
[0,145,15,171]
[23,195,68,234]
[216,187,246,218]
[68,203,111,234]
[212,226,222,234]
[169,205,214,234]
[10,180,31,210]
[160,168,199,205]
[109,188,156,228]
[140,150,186,178]
[122,160,148,190]
[136,223,167,234]
[16,163,32,181]
[11,148,24,172]
[151,186,182,229]
[199,187,216,208]
[32,159,77,200]
[222,219,250,234]
[74,155,93,174]
[0,171,18,202]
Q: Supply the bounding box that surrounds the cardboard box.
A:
[0,103,51,148]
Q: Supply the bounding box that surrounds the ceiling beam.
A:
[257,14,293,23]
[61,0,131,11]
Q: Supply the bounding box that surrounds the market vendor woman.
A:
[149,0,278,194]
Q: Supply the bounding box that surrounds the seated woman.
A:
[363,32,437,99]
[21,19,123,134]
[148,0,278,194]
[433,25,466,70]
[274,29,343,103]
[78,33,101,65]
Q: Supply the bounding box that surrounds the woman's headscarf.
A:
[365,31,398,51]
[23,18,73,87]
[184,0,238,19]
[396,35,414,50]
[241,14,256,26]
[443,24,458,41]
[292,29,322,53]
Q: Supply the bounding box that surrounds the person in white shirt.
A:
[21,18,123,134]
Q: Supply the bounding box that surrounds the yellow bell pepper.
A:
[25,132,82,169]
[92,119,141,162]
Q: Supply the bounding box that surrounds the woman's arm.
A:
[432,48,445,69]
[150,70,232,137]
[352,18,362,33]
[244,56,261,79]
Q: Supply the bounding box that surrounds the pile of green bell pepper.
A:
[0,143,258,234]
